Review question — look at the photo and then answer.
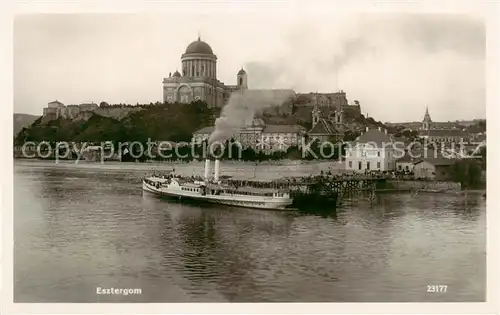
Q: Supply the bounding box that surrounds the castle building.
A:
[42,101,98,120]
[292,91,362,123]
[162,37,248,107]
[42,100,65,117]
[40,100,142,122]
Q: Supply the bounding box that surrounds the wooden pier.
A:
[220,175,389,213]
[220,175,387,195]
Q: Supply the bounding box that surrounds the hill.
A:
[14,101,218,145]
[13,113,40,136]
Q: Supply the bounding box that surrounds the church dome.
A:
[185,37,214,55]
[172,70,181,77]
[237,68,246,75]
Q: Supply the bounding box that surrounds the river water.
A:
[14,160,486,302]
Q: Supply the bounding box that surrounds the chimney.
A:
[204,159,211,181]
[214,159,220,182]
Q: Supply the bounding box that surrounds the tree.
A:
[343,130,361,142]
[451,159,483,189]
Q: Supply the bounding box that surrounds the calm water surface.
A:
[14,160,486,302]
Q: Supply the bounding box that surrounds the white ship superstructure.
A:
[142,159,293,210]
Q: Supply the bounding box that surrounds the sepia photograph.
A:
[2,0,498,313]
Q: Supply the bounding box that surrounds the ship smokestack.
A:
[214,159,220,182]
[204,159,211,181]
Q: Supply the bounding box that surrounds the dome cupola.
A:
[185,36,214,55]
[181,36,217,79]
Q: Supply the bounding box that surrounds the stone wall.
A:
[385,180,461,192]
[72,111,95,122]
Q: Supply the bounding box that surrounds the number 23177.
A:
[427,285,447,293]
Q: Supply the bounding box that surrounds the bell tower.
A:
[237,68,248,90]
[311,94,321,127]
[422,106,432,130]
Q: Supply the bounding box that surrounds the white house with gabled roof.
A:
[345,126,400,172]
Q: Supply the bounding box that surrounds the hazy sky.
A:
[14,12,485,122]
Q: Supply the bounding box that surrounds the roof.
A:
[354,128,393,146]
[396,146,448,161]
[425,129,467,137]
[194,124,306,135]
[309,119,341,135]
[185,37,214,55]
[414,157,457,167]
[237,68,246,75]
[48,100,64,105]
[150,140,182,147]
[475,134,486,142]
[397,154,415,163]
[263,124,306,133]
[396,148,434,162]
[172,70,181,77]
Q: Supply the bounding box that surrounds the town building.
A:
[307,94,344,143]
[395,147,443,172]
[192,118,306,152]
[421,129,469,144]
[413,158,456,180]
[419,107,470,144]
[344,127,397,172]
[385,110,485,132]
[396,153,416,173]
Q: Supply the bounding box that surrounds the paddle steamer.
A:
[142,159,293,210]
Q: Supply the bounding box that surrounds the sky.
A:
[14,12,486,122]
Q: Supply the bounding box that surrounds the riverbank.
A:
[14,159,346,180]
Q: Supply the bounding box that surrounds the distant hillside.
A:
[13,114,40,136]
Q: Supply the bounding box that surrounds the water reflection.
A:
[143,195,297,301]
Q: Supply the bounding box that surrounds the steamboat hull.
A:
[290,191,338,214]
[142,181,292,210]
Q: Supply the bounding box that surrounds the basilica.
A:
[162,36,247,107]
